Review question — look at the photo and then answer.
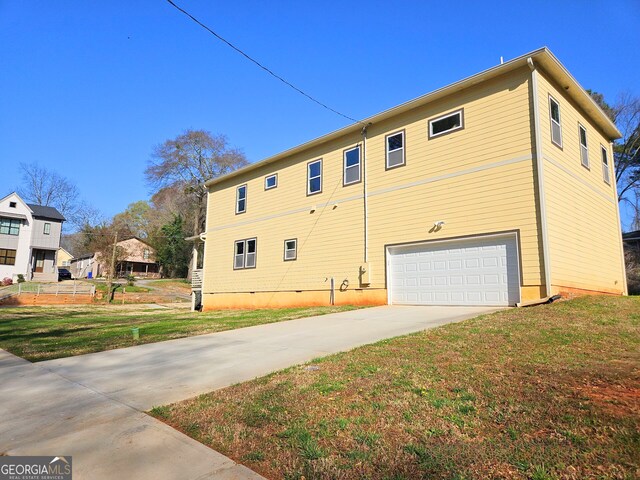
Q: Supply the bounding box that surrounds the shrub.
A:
[16,274,25,283]
[2,277,13,286]
[126,274,135,286]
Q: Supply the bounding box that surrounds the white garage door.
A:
[388,234,520,306]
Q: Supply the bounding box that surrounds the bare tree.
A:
[145,130,248,236]
[18,163,100,231]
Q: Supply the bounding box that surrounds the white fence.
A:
[0,282,96,301]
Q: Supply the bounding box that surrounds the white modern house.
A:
[0,192,65,282]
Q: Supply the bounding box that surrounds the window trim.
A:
[43,222,51,235]
[578,123,589,169]
[9,202,16,208]
[0,248,16,266]
[428,108,464,139]
[549,95,563,149]
[264,174,278,190]
[343,145,362,186]
[235,184,247,215]
[283,238,297,261]
[233,237,257,270]
[385,130,406,170]
[0,217,21,236]
[601,144,611,185]
[307,159,323,196]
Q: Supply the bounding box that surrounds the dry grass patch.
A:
[153,296,640,480]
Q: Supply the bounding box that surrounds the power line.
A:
[165,0,365,126]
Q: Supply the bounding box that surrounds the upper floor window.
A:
[578,124,589,168]
[0,218,20,236]
[234,238,256,269]
[549,95,562,148]
[9,202,16,208]
[429,109,464,139]
[601,145,611,184]
[386,130,405,169]
[0,248,16,266]
[265,174,277,190]
[143,249,150,260]
[307,159,322,195]
[343,146,361,185]
[236,185,247,214]
[284,239,297,261]
[43,222,51,235]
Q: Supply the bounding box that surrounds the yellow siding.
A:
[536,71,625,294]
[202,66,545,307]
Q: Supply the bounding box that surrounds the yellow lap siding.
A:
[536,70,625,294]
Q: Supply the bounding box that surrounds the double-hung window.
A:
[0,218,20,235]
[343,146,361,185]
[236,185,247,214]
[307,159,322,195]
[234,238,256,269]
[43,222,51,235]
[549,95,562,148]
[284,239,297,261]
[386,131,405,169]
[429,109,464,138]
[0,249,16,265]
[579,124,589,168]
[601,146,611,184]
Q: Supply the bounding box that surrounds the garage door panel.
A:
[389,235,520,306]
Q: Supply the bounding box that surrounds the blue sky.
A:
[1,1,639,228]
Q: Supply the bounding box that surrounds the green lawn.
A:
[0,305,361,362]
[152,296,640,480]
[88,281,150,293]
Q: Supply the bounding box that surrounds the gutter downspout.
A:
[610,141,629,295]
[528,57,553,298]
[362,124,370,263]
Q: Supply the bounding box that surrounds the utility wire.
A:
[165,0,365,126]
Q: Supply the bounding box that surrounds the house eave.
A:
[204,47,621,190]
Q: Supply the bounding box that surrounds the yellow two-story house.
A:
[197,48,626,310]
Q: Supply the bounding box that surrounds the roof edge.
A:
[205,47,621,189]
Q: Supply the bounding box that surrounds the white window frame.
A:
[307,159,322,196]
[578,124,589,169]
[343,145,361,186]
[601,145,611,185]
[233,238,257,270]
[428,109,464,139]
[284,238,297,261]
[385,130,405,169]
[549,95,563,148]
[236,184,247,214]
[265,174,277,190]
[43,222,51,235]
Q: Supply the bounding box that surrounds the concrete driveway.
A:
[1,305,498,479]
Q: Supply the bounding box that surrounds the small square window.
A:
[386,131,405,169]
[343,146,361,185]
[429,109,464,139]
[307,159,322,195]
[549,95,562,148]
[236,185,247,214]
[284,239,297,261]
[9,202,16,208]
[579,124,589,168]
[43,222,51,235]
[601,145,611,184]
[265,174,277,190]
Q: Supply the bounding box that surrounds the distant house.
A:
[57,247,74,268]
[0,192,65,282]
[69,237,160,279]
[622,231,640,257]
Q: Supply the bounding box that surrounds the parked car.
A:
[58,268,72,281]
